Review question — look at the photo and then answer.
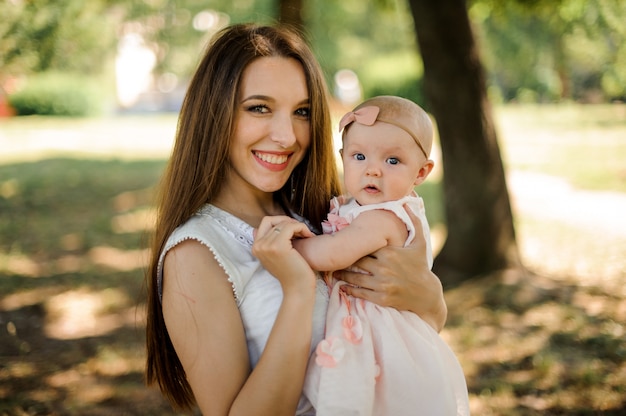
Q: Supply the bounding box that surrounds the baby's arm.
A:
[293,209,408,272]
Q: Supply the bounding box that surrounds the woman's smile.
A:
[253,150,292,171]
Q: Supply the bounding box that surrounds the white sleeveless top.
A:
[158,204,329,415]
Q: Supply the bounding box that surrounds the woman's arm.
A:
[162,230,317,415]
[334,205,448,332]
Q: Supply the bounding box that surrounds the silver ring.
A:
[273,227,281,233]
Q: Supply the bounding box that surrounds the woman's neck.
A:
[212,189,285,228]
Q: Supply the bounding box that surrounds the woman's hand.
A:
[334,206,448,332]
[253,215,317,294]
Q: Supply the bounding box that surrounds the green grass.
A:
[0,158,176,415]
[0,158,163,256]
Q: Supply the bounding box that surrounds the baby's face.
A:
[341,121,429,206]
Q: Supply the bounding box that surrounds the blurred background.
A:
[2,0,625,115]
[0,0,625,415]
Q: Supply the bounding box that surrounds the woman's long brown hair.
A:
[145,23,341,411]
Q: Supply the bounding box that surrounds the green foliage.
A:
[305,0,421,102]
[8,72,104,116]
[471,0,626,102]
[358,51,426,107]
[0,0,118,77]
[365,75,425,109]
[2,0,625,106]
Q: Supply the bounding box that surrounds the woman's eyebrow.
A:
[241,95,310,106]
[241,94,273,103]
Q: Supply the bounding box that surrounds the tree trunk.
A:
[407,0,520,286]
[278,0,304,31]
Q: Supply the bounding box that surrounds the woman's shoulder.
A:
[158,204,258,302]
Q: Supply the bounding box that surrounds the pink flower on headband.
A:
[338,106,380,132]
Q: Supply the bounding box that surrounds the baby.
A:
[295,96,470,415]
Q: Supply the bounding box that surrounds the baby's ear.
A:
[414,159,435,186]
[339,148,343,157]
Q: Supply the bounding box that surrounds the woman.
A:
[145,23,447,415]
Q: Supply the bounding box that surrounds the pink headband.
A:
[338,106,428,158]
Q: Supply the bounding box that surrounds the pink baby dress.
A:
[303,195,470,416]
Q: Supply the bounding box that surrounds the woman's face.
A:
[227,56,311,195]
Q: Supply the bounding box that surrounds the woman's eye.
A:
[247,104,269,114]
[354,153,365,161]
[387,157,400,165]
[295,107,311,119]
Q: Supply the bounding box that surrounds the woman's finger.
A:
[334,268,372,290]
[339,283,395,308]
[256,215,297,239]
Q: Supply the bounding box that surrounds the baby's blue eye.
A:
[354,153,365,161]
[387,157,400,165]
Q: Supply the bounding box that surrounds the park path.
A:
[508,170,626,240]
[0,116,177,162]
[508,170,626,288]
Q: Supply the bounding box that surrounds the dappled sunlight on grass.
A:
[44,288,133,340]
[111,208,156,234]
[0,178,18,199]
[0,252,41,277]
[0,245,150,276]
[516,213,626,287]
[2,361,37,379]
[46,368,115,401]
[0,157,176,414]
[444,269,626,415]
[111,187,157,234]
[88,246,149,271]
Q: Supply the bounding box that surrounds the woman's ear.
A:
[413,159,435,186]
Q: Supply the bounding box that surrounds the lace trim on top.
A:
[199,204,255,247]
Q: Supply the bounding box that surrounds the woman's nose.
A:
[270,114,297,148]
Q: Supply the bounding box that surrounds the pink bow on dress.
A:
[338,106,380,132]
[321,213,350,234]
